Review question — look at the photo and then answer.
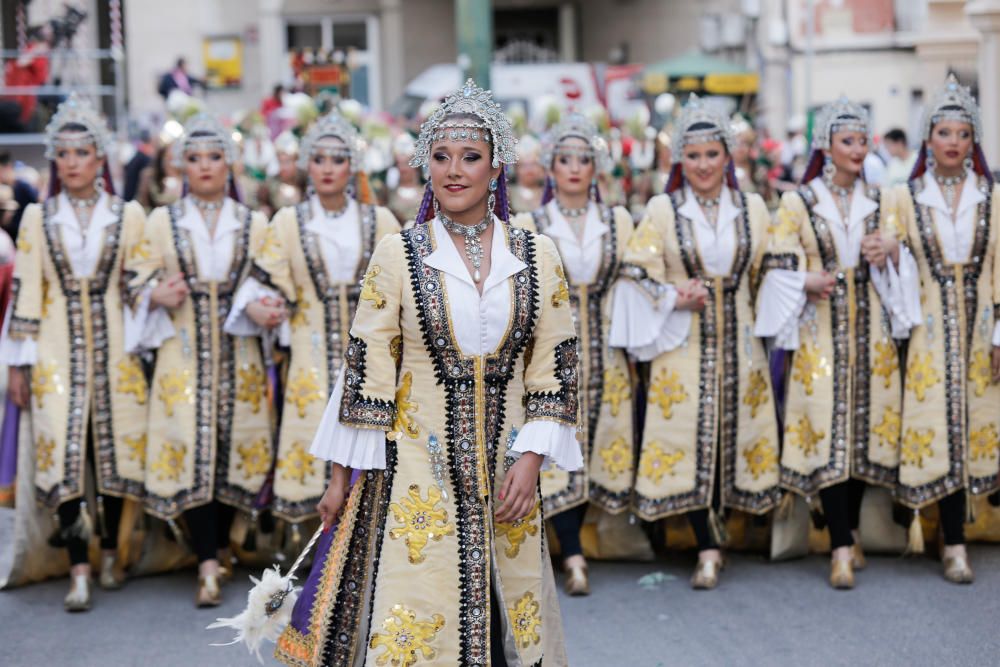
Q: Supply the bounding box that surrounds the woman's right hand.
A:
[675,278,708,312]
[149,272,189,310]
[246,296,288,330]
[8,366,29,409]
[317,464,351,531]
[804,271,836,303]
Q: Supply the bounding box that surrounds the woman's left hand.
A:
[495,452,544,523]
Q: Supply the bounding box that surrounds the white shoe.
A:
[64,574,92,612]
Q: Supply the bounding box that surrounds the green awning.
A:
[639,51,758,95]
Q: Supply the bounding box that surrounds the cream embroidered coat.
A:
[126,200,272,518]
[251,201,399,521]
[894,177,1000,508]
[765,184,903,497]
[513,204,635,515]
[275,223,577,667]
[9,197,148,507]
[618,190,781,520]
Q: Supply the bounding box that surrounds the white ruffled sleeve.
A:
[608,280,692,361]
[308,367,387,470]
[123,286,175,354]
[0,301,36,366]
[870,245,922,339]
[754,269,807,350]
[510,420,584,471]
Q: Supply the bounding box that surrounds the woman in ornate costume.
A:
[511,113,634,596]
[754,98,917,588]
[609,95,781,589]
[274,80,579,666]
[892,75,1000,583]
[0,94,149,610]
[257,130,306,218]
[510,134,545,215]
[386,132,424,225]
[124,114,272,606]
[225,111,399,528]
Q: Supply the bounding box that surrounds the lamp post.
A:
[455,0,492,88]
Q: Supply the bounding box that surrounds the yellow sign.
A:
[642,72,668,95]
[704,73,759,94]
[203,36,243,89]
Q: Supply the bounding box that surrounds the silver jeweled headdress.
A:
[542,112,613,174]
[172,113,238,169]
[670,94,734,164]
[812,96,870,151]
[44,92,112,160]
[298,111,363,173]
[410,79,517,174]
[922,73,983,143]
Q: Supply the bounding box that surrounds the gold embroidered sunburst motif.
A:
[552,265,570,308]
[388,371,420,442]
[277,441,316,484]
[129,237,152,261]
[648,368,689,419]
[901,428,934,468]
[627,220,661,255]
[116,356,148,405]
[390,335,403,367]
[792,344,831,396]
[285,368,324,419]
[388,484,454,564]
[507,591,543,649]
[743,370,770,418]
[361,265,387,309]
[35,435,55,473]
[16,235,30,254]
[157,370,193,417]
[368,604,445,667]
[151,441,186,481]
[598,437,632,480]
[743,438,778,480]
[602,366,631,417]
[969,350,991,397]
[236,364,266,414]
[255,225,281,261]
[639,442,684,484]
[785,416,825,457]
[31,361,59,408]
[495,501,539,559]
[872,407,902,449]
[290,285,310,330]
[970,424,1000,462]
[871,340,899,389]
[236,438,271,477]
[767,207,799,242]
[906,353,940,402]
[124,433,147,463]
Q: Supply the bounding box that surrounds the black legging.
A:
[819,478,867,550]
[184,501,236,563]
[550,504,587,558]
[56,433,124,565]
[938,490,966,546]
[687,451,724,552]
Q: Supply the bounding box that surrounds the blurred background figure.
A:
[883,127,917,185]
[0,152,38,241]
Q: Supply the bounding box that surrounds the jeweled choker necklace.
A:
[557,202,588,219]
[67,191,100,210]
[439,212,491,283]
[191,195,224,213]
[322,199,350,218]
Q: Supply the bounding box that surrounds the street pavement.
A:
[2,546,999,666]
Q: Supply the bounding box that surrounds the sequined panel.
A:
[38,197,131,505]
[903,177,993,504]
[7,277,40,338]
[340,336,396,429]
[403,223,540,666]
[524,339,579,426]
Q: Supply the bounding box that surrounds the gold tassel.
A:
[97,496,108,540]
[907,508,925,555]
[291,522,301,549]
[775,492,795,521]
[167,518,189,550]
[708,508,729,547]
[243,509,259,552]
[356,171,373,205]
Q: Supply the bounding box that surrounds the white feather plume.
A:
[206,566,299,663]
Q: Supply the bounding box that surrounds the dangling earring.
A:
[926,147,937,172]
[822,155,836,180]
[590,177,598,201]
[347,180,356,199]
[964,155,974,173]
[487,177,498,218]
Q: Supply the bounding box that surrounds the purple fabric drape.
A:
[0,398,20,493]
